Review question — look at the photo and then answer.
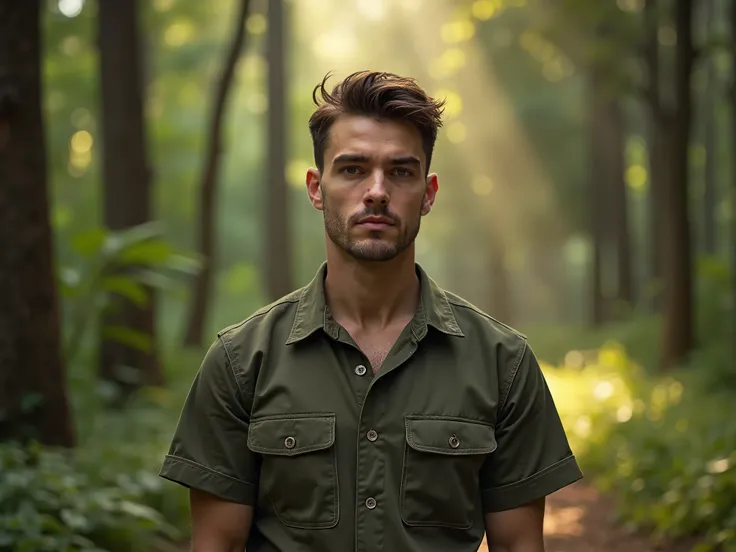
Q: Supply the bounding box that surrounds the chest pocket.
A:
[247,413,338,529]
[400,415,497,529]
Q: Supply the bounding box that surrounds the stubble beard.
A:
[321,188,422,262]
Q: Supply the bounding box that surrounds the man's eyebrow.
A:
[333,153,370,164]
[389,156,420,166]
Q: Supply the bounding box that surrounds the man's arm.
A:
[159,336,259,551]
[484,498,545,552]
[190,489,253,552]
[479,339,582,551]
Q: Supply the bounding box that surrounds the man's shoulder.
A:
[442,288,527,346]
[215,286,305,345]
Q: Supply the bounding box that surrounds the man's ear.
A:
[306,168,323,211]
[421,173,439,216]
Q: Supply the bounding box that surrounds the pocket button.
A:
[448,435,460,449]
[284,436,296,449]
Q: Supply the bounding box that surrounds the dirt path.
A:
[479,481,697,552]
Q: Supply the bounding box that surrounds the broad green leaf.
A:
[71,228,107,258]
[101,276,149,307]
[101,326,153,353]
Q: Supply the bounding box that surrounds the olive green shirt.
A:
[160,262,582,551]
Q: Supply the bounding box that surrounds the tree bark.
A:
[589,69,609,326]
[607,98,635,312]
[98,0,163,394]
[265,0,293,300]
[701,0,717,255]
[0,0,75,447]
[731,0,736,358]
[489,235,512,325]
[183,0,252,347]
[660,0,695,370]
[644,0,666,309]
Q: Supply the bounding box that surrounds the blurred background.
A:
[1,0,734,550]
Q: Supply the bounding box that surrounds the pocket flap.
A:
[405,415,497,455]
[248,413,335,456]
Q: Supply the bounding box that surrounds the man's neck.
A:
[324,248,420,331]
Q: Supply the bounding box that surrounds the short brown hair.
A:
[308,71,445,175]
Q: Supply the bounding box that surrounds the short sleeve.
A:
[159,337,258,505]
[480,341,583,512]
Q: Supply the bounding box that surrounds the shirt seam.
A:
[497,338,528,414]
[445,299,527,339]
[164,454,256,487]
[215,336,251,407]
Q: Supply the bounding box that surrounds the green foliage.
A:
[0,442,181,552]
[544,339,736,551]
[59,222,201,364]
[0,345,202,551]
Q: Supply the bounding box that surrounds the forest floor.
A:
[479,481,698,552]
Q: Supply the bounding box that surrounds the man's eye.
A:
[393,167,412,177]
[342,166,361,175]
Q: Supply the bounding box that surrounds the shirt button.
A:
[366,429,378,442]
[355,364,367,376]
[365,497,377,509]
[449,435,460,448]
[284,436,296,449]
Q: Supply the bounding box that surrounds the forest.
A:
[0,0,734,550]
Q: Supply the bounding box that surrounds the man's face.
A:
[306,114,439,262]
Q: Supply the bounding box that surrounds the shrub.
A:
[542,343,736,551]
[0,441,181,552]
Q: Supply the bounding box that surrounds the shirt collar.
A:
[285,262,464,345]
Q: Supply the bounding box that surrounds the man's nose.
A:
[364,170,389,205]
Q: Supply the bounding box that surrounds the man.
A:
[160,70,583,552]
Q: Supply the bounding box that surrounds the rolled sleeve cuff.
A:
[159,454,256,505]
[481,455,583,512]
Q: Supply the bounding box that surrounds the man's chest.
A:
[252,335,498,416]
[245,338,502,537]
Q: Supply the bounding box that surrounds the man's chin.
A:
[346,242,401,262]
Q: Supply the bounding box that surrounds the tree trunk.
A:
[660,0,695,370]
[607,98,635,313]
[731,0,736,358]
[97,0,163,394]
[489,236,512,325]
[183,0,252,348]
[702,0,717,255]
[589,69,609,326]
[644,0,666,309]
[0,1,75,447]
[265,0,293,300]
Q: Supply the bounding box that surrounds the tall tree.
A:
[644,0,666,307]
[488,235,512,325]
[660,0,696,370]
[0,1,75,446]
[589,68,608,326]
[731,0,736,357]
[265,0,293,300]
[183,0,252,348]
[97,0,163,393]
[700,0,718,255]
[606,97,634,312]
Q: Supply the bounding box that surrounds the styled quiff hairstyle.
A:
[308,71,446,175]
